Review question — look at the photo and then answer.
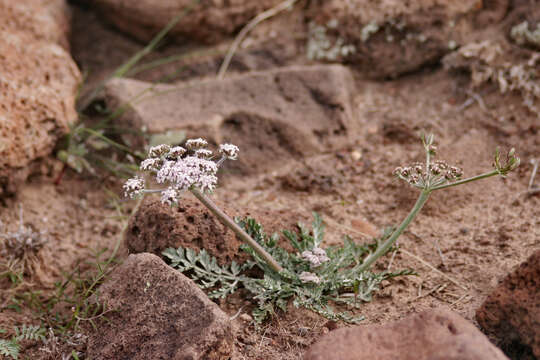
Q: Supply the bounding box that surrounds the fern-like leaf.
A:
[164,214,415,325]
[0,338,20,359]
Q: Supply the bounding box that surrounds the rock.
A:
[88,0,284,44]
[87,253,234,360]
[126,197,248,265]
[0,0,81,196]
[304,307,509,360]
[476,250,540,360]
[105,65,357,176]
[443,39,540,116]
[305,0,509,78]
[126,197,306,264]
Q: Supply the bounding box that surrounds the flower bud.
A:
[186,138,208,150]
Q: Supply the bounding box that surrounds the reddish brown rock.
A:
[305,308,509,360]
[126,196,307,265]
[88,253,233,360]
[476,250,540,360]
[87,0,284,44]
[0,0,81,195]
[306,0,509,78]
[105,65,357,176]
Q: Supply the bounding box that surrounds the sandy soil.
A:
[1,2,538,359]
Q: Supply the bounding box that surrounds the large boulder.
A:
[0,0,81,195]
[305,0,509,78]
[87,253,234,359]
[87,0,284,44]
[476,250,540,360]
[105,65,358,176]
[305,307,509,360]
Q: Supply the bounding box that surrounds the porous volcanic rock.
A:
[0,0,80,196]
[476,250,540,360]
[86,0,284,44]
[105,65,357,176]
[304,307,509,360]
[87,253,234,360]
[306,0,509,78]
[126,196,306,265]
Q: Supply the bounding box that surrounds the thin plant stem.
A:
[357,190,431,273]
[431,170,499,191]
[426,148,431,181]
[189,188,284,273]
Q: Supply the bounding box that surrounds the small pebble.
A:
[351,150,362,161]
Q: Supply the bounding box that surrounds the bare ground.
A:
[1,2,539,359]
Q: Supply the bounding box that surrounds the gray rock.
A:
[87,253,234,360]
[305,307,509,360]
[105,65,357,176]
[305,0,509,78]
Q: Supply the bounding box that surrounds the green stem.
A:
[431,170,499,191]
[358,190,431,273]
[189,188,284,273]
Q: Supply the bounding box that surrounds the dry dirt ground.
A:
[1,2,539,359]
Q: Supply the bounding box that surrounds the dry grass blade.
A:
[217,0,298,79]
[399,248,468,290]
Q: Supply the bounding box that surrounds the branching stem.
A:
[431,170,499,191]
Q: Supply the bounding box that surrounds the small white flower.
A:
[195,149,213,159]
[167,146,186,159]
[160,187,178,206]
[196,174,218,192]
[184,156,218,175]
[219,143,239,160]
[302,247,330,267]
[148,144,171,157]
[299,271,321,284]
[123,176,145,198]
[312,246,330,262]
[185,138,208,150]
[140,157,162,171]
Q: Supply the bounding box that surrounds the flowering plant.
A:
[126,134,519,324]
[124,138,283,272]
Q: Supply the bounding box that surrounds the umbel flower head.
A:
[123,139,239,205]
[393,160,464,189]
[393,134,464,190]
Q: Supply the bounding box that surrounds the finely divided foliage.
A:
[0,325,46,359]
[128,134,518,324]
[164,214,415,324]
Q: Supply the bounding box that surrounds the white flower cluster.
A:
[301,246,330,268]
[299,271,321,284]
[123,176,145,199]
[123,139,239,206]
[219,144,239,160]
